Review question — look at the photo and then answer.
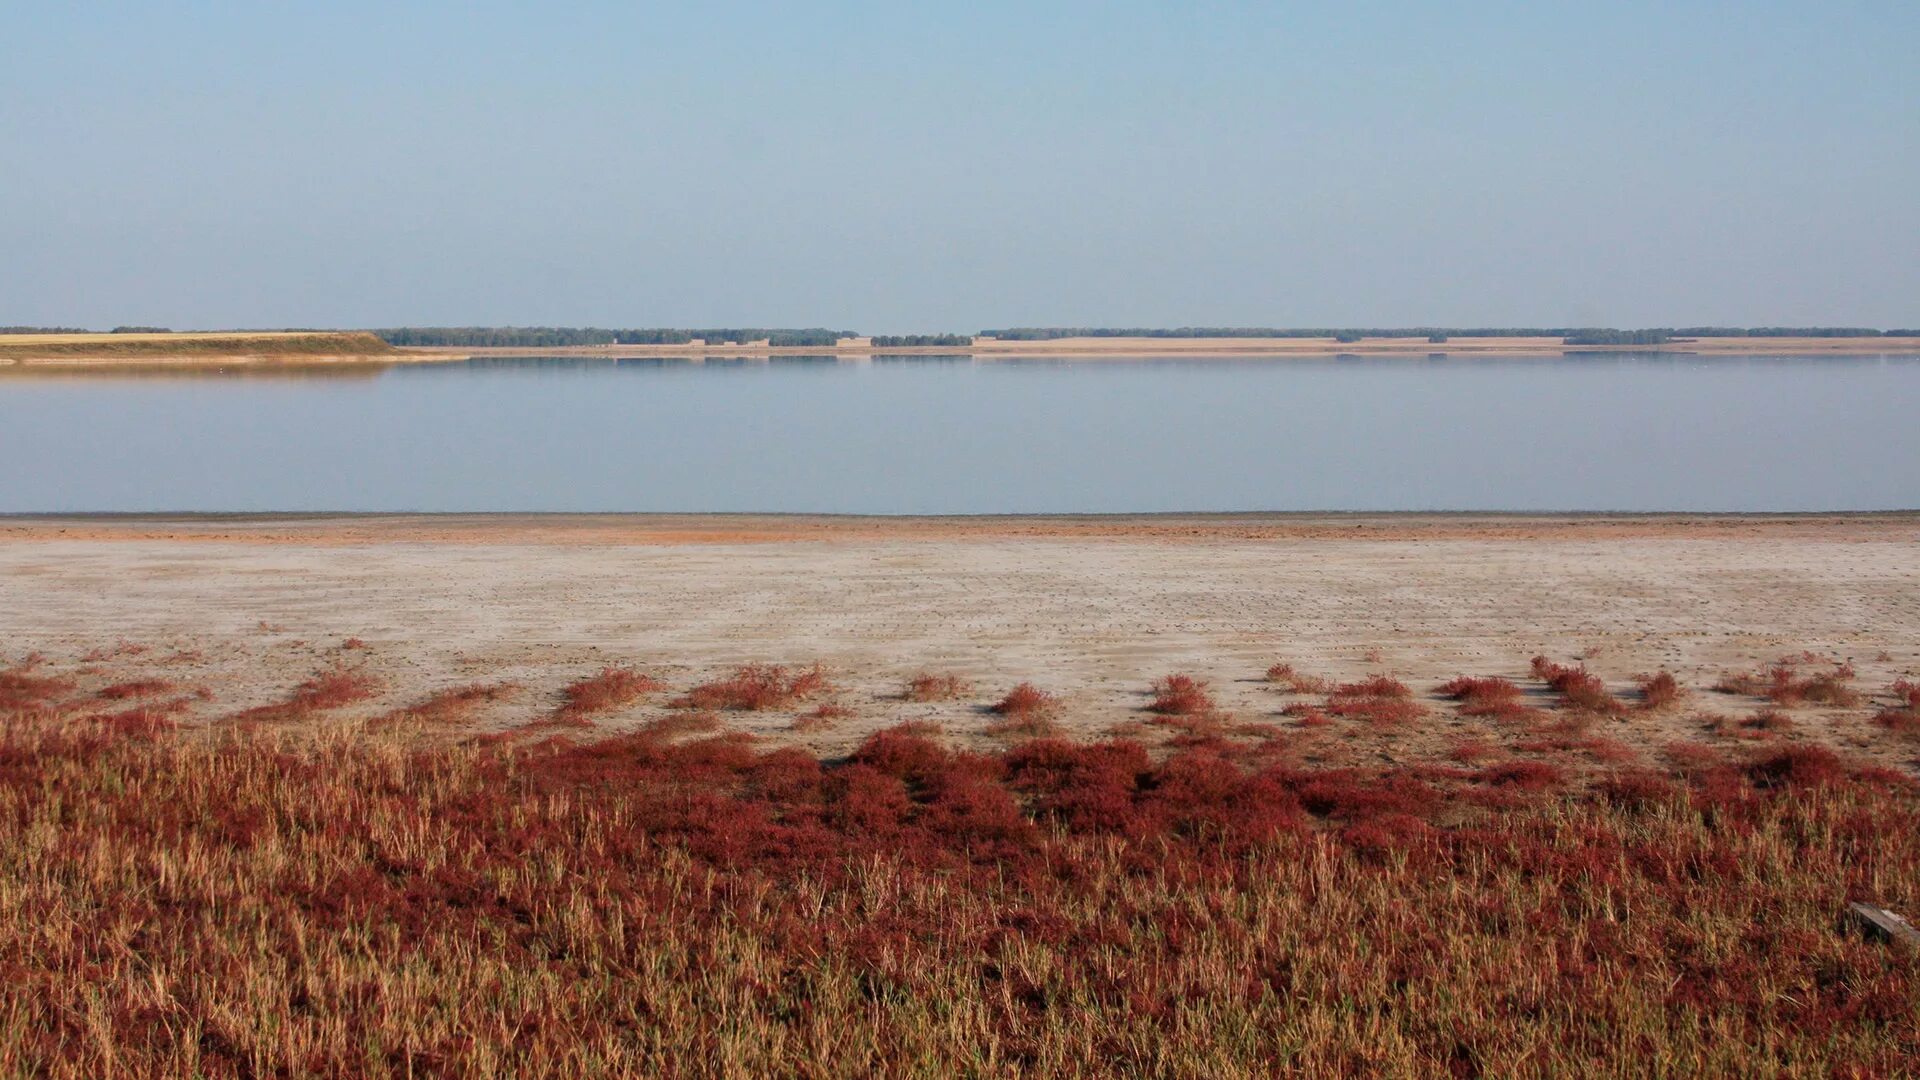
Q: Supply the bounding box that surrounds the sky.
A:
[2,1,1915,333]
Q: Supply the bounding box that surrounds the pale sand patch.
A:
[2,515,1915,766]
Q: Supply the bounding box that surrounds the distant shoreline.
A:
[434,334,1920,360]
[2,331,1916,369]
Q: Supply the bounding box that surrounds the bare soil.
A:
[3,513,1915,766]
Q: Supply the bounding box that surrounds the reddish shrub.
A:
[638,711,724,740]
[1448,739,1500,763]
[1636,671,1682,711]
[1892,678,1920,708]
[381,682,519,726]
[95,678,177,701]
[234,667,378,723]
[0,666,73,711]
[990,682,1057,718]
[1147,674,1215,716]
[791,704,852,733]
[1265,663,1329,694]
[679,664,831,712]
[557,667,663,722]
[1716,658,1859,707]
[1290,705,1331,727]
[904,672,969,702]
[1324,676,1426,724]
[1746,745,1847,789]
[1530,656,1624,715]
[1475,760,1565,791]
[985,711,1061,738]
[1706,710,1794,740]
[1601,769,1681,808]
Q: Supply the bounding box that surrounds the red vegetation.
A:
[0,662,71,711]
[1531,656,1625,715]
[1147,674,1216,716]
[1265,663,1330,694]
[1874,679,1920,734]
[1324,675,1427,724]
[1716,657,1861,707]
[1436,675,1536,721]
[1636,671,1683,710]
[556,666,664,722]
[792,703,853,732]
[0,701,1912,1074]
[381,682,519,726]
[678,664,832,712]
[904,672,969,702]
[95,678,178,701]
[232,667,379,723]
[989,682,1057,718]
[637,710,724,740]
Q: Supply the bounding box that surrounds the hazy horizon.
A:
[4,2,1915,332]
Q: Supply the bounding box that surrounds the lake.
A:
[3,354,1917,513]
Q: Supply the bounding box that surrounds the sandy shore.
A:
[4,513,1915,766]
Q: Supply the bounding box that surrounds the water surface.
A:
[3,354,1917,513]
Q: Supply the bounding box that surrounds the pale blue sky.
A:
[3,2,1914,332]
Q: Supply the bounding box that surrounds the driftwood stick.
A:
[1847,902,1920,947]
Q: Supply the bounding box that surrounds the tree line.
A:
[979,326,1915,341]
[373,327,857,348]
[870,334,974,347]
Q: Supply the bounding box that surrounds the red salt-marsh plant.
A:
[1147,673,1215,716]
[232,666,379,724]
[1873,679,1920,734]
[986,682,1062,737]
[677,664,832,712]
[1324,675,1427,724]
[1531,655,1625,715]
[379,682,520,726]
[1636,670,1683,710]
[556,666,663,722]
[0,699,1916,1075]
[95,678,178,701]
[791,703,853,732]
[1716,657,1861,708]
[904,671,969,702]
[1264,663,1330,694]
[1435,675,1537,721]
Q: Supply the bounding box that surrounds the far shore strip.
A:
[4,331,1918,367]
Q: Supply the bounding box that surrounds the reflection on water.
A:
[3,354,1918,513]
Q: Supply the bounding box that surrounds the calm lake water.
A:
[3,354,1917,513]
